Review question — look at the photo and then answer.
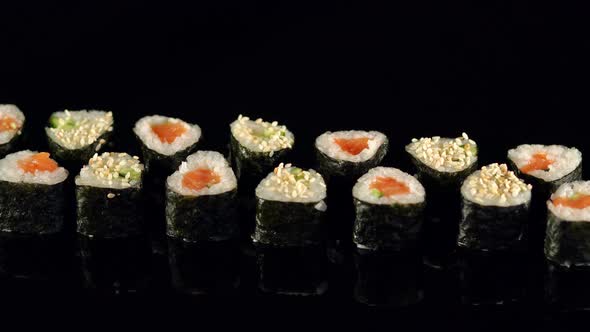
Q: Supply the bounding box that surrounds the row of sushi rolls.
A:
[0,103,588,270]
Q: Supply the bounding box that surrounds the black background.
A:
[1,1,589,328]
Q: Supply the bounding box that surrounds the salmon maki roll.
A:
[0,150,68,234]
[0,105,25,157]
[134,115,202,173]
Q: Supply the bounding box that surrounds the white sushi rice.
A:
[45,110,113,150]
[548,181,590,222]
[167,151,237,196]
[0,104,25,145]
[256,163,326,203]
[461,163,532,207]
[230,115,294,156]
[76,152,143,189]
[406,133,477,172]
[0,150,68,185]
[507,144,582,182]
[133,115,201,156]
[353,167,425,205]
[315,130,387,162]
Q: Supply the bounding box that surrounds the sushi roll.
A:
[352,167,425,251]
[0,151,68,234]
[165,151,239,242]
[75,152,144,238]
[134,115,202,173]
[507,144,582,197]
[0,104,25,157]
[458,163,532,251]
[229,115,294,184]
[45,110,113,166]
[315,130,388,179]
[545,181,590,267]
[253,163,327,247]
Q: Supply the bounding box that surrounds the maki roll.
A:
[507,144,582,197]
[0,104,25,157]
[45,110,113,166]
[229,115,294,185]
[459,163,532,251]
[0,151,68,234]
[253,163,327,247]
[352,167,425,251]
[166,151,239,242]
[75,152,145,238]
[545,181,590,267]
[134,115,202,173]
[315,130,388,179]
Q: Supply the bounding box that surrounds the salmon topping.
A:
[334,137,369,155]
[182,168,221,191]
[0,116,18,132]
[151,122,187,143]
[553,194,590,209]
[17,152,59,173]
[369,176,410,197]
[520,153,554,174]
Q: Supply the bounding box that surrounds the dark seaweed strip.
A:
[0,180,65,234]
[408,154,477,188]
[545,210,590,268]
[253,198,326,247]
[47,130,112,167]
[229,134,292,182]
[136,133,201,175]
[315,138,388,180]
[458,198,529,251]
[0,129,24,158]
[76,184,144,238]
[165,187,239,242]
[353,198,424,251]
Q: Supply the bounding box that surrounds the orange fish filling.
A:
[151,122,188,144]
[17,152,59,174]
[552,194,590,209]
[369,176,410,197]
[520,153,554,174]
[334,137,369,155]
[0,116,18,132]
[182,168,221,191]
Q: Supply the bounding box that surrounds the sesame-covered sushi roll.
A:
[0,105,25,157]
[507,144,582,197]
[229,115,294,185]
[459,163,532,251]
[352,167,426,251]
[315,130,388,179]
[545,181,590,268]
[75,152,144,238]
[253,163,327,247]
[134,115,202,173]
[45,110,113,166]
[0,151,68,234]
[166,151,239,242]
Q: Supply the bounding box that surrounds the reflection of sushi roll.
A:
[405,133,478,187]
[253,163,327,247]
[75,152,144,238]
[165,151,239,242]
[352,167,425,251]
[229,115,294,182]
[0,151,68,234]
[459,163,532,250]
[545,181,590,268]
[45,110,114,166]
[507,144,582,197]
[134,115,202,173]
[315,130,388,179]
[0,105,25,157]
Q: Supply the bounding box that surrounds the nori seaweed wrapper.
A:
[76,184,144,238]
[545,209,590,268]
[353,198,425,251]
[136,133,200,175]
[229,134,291,183]
[165,187,239,242]
[458,198,529,251]
[253,198,326,247]
[409,154,478,189]
[0,130,24,159]
[47,131,112,169]
[508,159,582,199]
[0,180,65,234]
[315,139,388,180]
